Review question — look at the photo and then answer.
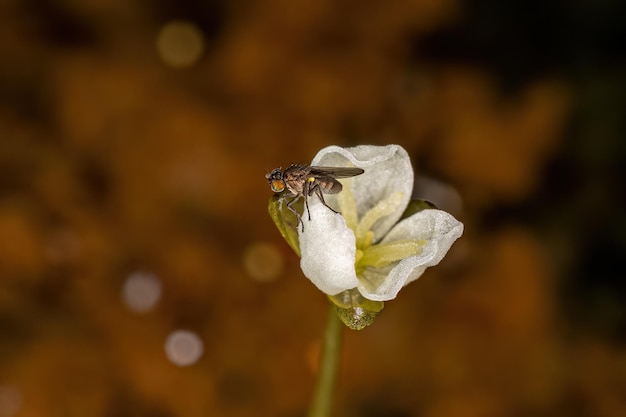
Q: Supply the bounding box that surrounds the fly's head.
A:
[266,168,286,194]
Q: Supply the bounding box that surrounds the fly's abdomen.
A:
[316,178,343,194]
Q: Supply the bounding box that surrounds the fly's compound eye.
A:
[267,168,285,193]
[270,179,286,193]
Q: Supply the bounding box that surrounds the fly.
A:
[266,164,364,227]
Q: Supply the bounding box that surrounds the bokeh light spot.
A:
[243,241,285,282]
[164,330,204,367]
[0,385,21,417]
[156,20,205,68]
[122,271,162,313]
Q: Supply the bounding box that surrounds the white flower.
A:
[298,145,463,302]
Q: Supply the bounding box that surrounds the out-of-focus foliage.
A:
[0,0,624,416]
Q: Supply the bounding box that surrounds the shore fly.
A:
[266,164,364,226]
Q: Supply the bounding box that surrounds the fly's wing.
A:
[308,166,364,194]
[308,166,364,179]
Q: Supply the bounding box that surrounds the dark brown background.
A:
[1,0,624,416]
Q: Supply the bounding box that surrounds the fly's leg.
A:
[286,195,303,229]
[313,185,340,215]
[302,180,312,221]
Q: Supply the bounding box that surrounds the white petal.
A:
[358,209,463,301]
[299,203,360,295]
[311,145,413,241]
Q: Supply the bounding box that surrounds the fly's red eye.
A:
[271,179,285,193]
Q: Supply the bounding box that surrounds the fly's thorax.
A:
[283,165,310,195]
[285,181,302,195]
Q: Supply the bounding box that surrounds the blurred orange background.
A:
[1,1,624,416]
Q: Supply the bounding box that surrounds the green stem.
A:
[308,303,343,417]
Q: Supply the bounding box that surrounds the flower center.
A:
[337,182,426,277]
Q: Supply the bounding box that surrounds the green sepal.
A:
[399,199,437,221]
[328,289,384,330]
[268,195,302,257]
